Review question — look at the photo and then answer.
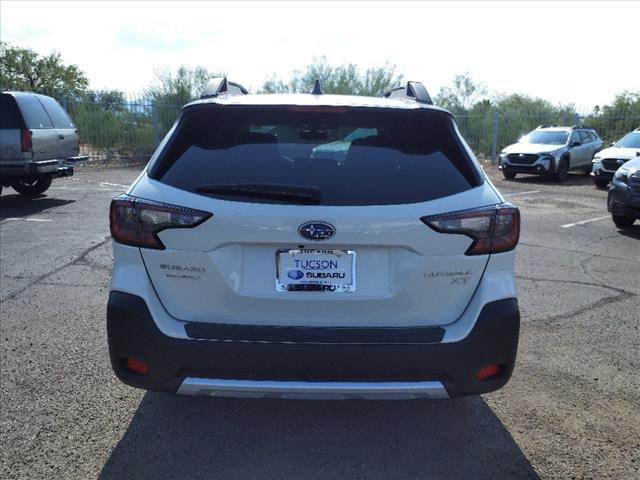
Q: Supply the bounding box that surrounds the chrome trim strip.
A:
[177,377,449,400]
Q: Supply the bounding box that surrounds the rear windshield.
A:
[36,95,75,129]
[0,94,23,129]
[150,105,482,206]
[14,94,54,129]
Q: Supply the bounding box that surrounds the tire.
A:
[594,178,609,189]
[612,215,635,228]
[584,165,592,176]
[12,176,53,196]
[554,158,569,182]
[502,171,517,180]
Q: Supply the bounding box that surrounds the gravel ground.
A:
[1,165,638,479]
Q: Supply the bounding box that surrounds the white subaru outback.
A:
[107,79,521,400]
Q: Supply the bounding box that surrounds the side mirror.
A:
[610,142,616,147]
[571,141,581,147]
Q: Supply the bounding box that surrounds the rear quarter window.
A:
[0,95,23,129]
[36,95,75,129]
[151,105,482,206]
[14,94,53,129]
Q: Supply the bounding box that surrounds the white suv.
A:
[107,79,521,400]
[591,128,640,188]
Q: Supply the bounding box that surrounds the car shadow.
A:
[617,224,640,239]
[0,194,74,219]
[500,172,595,187]
[99,393,539,480]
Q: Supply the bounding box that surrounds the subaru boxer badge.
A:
[298,222,336,241]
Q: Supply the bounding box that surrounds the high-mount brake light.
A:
[287,106,348,113]
[421,204,520,255]
[109,195,212,249]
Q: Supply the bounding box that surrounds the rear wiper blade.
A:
[195,184,322,204]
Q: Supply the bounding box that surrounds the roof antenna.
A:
[311,79,323,95]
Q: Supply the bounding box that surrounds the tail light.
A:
[110,195,212,249]
[21,128,32,153]
[421,204,520,255]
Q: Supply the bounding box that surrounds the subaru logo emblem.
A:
[287,270,304,280]
[298,221,335,241]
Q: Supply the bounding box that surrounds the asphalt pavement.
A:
[1,165,638,479]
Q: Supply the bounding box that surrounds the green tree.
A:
[145,66,224,107]
[433,72,487,114]
[145,66,224,134]
[82,89,128,112]
[260,56,403,97]
[492,93,574,117]
[0,42,88,97]
[67,89,155,155]
[586,91,640,144]
[494,93,576,153]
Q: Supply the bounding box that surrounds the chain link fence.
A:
[457,108,640,164]
[55,93,181,166]
[53,94,640,166]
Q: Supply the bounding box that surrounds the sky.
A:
[1,1,639,109]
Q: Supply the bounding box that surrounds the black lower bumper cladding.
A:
[500,164,550,174]
[107,292,520,398]
[608,188,640,219]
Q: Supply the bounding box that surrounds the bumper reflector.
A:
[125,358,149,375]
[477,363,504,381]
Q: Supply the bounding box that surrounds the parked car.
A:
[498,125,603,181]
[607,156,640,228]
[592,128,640,188]
[107,78,521,400]
[0,91,87,196]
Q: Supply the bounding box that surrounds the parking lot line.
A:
[561,215,610,228]
[49,187,122,191]
[99,182,130,188]
[504,190,539,197]
[3,217,53,222]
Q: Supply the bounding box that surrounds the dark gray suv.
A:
[0,91,86,196]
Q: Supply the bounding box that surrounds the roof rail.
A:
[200,77,249,99]
[382,81,433,105]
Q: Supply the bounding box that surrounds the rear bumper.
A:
[107,291,520,399]
[0,157,85,181]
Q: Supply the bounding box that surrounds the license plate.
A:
[276,249,356,292]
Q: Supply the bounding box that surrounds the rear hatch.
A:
[34,94,80,159]
[126,103,505,328]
